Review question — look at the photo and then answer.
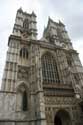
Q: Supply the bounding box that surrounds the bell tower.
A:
[1,8,37,91]
[13,8,37,40]
[0,8,46,125]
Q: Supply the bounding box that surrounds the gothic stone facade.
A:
[0,8,83,125]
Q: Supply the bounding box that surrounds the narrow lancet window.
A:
[22,90,27,111]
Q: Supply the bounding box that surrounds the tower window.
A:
[23,19,29,30]
[23,49,25,57]
[41,52,60,83]
[20,48,28,59]
[22,90,28,111]
[16,84,28,112]
[20,49,22,57]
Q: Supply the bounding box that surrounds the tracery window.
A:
[41,52,60,83]
[20,48,28,59]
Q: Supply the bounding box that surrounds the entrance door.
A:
[54,115,62,125]
[54,110,71,125]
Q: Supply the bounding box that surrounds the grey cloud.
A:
[35,0,83,41]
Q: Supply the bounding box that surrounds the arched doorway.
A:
[54,109,72,125]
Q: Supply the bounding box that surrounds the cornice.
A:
[8,35,78,54]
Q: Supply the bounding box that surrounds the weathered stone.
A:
[0,8,83,125]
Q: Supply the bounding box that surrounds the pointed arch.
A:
[41,51,60,84]
[54,109,72,125]
[16,82,28,111]
[16,81,28,91]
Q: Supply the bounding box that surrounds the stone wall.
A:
[44,96,83,125]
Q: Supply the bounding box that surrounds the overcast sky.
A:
[0,0,83,85]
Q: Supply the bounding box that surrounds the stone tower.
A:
[0,8,83,125]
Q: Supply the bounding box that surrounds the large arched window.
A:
[41,52,60,83]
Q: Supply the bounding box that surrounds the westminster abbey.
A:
[0,8,83,125]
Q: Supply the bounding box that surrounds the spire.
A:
[59,20,65,26]
[32,11,36,17]
[17,7,23,13]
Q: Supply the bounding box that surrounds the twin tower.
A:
[0,8,83,125]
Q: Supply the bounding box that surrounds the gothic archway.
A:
[16,82,28,111]
[54,110,72,125]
